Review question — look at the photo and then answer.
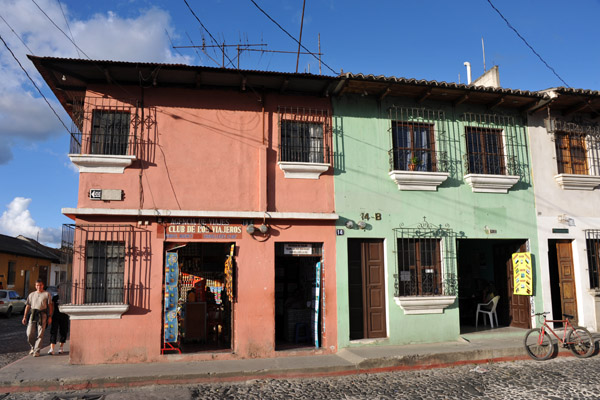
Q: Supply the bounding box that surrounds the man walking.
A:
[22,279,53,357]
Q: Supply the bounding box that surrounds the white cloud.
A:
[0,0,191,165]
[0,197,60,247]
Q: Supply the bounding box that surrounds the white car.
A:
[0,290,26,317]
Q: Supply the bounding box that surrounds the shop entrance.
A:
[457,239,530,333]
[275,243,323,351]
[163,242,233,353]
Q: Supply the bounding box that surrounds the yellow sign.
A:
[512,252,532,295]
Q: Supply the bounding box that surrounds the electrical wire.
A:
[249,0,338,75]
[486,0,569,88]
[56,0,80,57]
[0,32,72,137]
[0,13,34,54]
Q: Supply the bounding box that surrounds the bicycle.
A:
[523,312,595,361]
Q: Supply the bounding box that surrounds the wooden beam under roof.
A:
[488,96,505,110]
[280,78,289,93]
[562,98,592,117]
[195,71,202,88]
[379,87,392,101]
[417,89,432,104]
[102,67,112,84]
[453,93,469,106]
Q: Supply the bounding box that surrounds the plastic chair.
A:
[475,295,500,329]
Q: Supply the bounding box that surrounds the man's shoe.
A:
[33,352,40,357]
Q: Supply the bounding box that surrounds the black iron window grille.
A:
[278,106,331,164]
[91,110,130,155]
[586,230,600,290]
[61,224,151,308]
[388,106,451,174]
[465,127,505,175]
[462,112,529,180]
[394,218,461,297]
[69,96,156,160]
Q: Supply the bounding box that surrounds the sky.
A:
[0,0,599,248]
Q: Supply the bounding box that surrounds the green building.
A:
[332,73,545,348]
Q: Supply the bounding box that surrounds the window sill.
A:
[464,174,519,193]
[59,304,129,320]
[394,296,456,315]
[388,170,449,191]
[69,154,136,174]
[554,174,600,190]
[278,161,329,179]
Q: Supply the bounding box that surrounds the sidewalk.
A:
[0,327,564,394]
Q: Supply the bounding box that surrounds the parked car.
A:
[0,290,26,318]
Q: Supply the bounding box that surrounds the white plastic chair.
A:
[475,295,500,329]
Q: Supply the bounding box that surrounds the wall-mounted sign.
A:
[552,228,569,234]
[284,243,313,255]
[336,229,344,236]
[157,218,242,240]
[89,189,102,200]
[512,252,532,296]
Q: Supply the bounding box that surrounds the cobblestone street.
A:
[0,314,50,369]
[3,356,600,399]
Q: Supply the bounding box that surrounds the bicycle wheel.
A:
[567,326,594,358]
[524,328,553,361]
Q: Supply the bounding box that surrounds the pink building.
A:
[31,56,339,365]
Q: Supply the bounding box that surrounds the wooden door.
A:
[361,240,386,338]
[556,241,578,322]
[505,242,531,329]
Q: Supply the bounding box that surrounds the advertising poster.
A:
[512,252,532,295]
[164,252,179,343]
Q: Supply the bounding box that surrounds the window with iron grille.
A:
[90,110,130,155]
[555,132,589,175]
[465,127,506,175]
[587,230,600,290]
[278,106,330,164]
[391,122,436,172]
[397,238,442,296]
[85,241,125,303]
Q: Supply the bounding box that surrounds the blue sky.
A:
[1,0,599,247]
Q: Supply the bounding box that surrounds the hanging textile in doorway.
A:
[313,261,322,348]
[224,244,235,302]
[164,252,179,343]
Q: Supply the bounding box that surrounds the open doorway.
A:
[275,243,322,351]
[548,240,577,325]
[458,239,530,333]
[163,242,233,354]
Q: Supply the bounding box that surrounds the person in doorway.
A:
[48,294,69,355]
[482,282,496,304]
[22,279,53,357]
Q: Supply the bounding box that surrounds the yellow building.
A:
[0,234,61,297]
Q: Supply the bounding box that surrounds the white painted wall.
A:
[528,111,600,331]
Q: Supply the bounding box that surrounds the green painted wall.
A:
[333,95,541,348]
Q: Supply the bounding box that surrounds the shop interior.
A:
[457,239,526,333]
[274,243,322,351]
[165,242,233,353]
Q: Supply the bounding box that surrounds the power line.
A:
[486,0,569,88]
[0,32,73,140]
[56,0,80,57]
[0,13,34,54]
[249,0,338,75]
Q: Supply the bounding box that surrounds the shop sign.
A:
[512,252,532,296]
[158,218,242,240]
[284,243,313,255]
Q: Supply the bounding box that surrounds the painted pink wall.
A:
[68,218,337,365]
[68,85,337,364]
[76,87,334,214]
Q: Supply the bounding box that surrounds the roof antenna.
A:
[482,36,486,73]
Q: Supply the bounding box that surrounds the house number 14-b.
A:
[360,213,381,221]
